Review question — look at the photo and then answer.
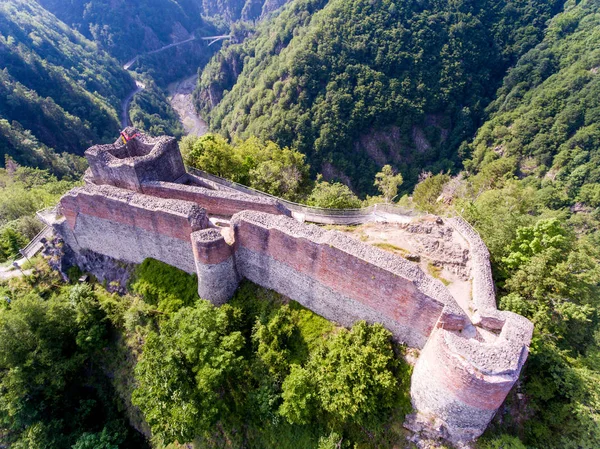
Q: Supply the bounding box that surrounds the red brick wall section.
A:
[60,185,208,241]
[233,217,447,343]
[191,229,234,265]
[421,328,517,410]
[141,181,290,218]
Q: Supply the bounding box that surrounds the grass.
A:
[373,242,410,257]
[129,258,198,313]
[321,224,359,232]
[427,262,451,286]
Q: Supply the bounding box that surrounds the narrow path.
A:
[120,80,146,128]
[0,226,51,280]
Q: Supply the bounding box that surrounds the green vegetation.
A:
[131,274,412,449]
[411,4,600,447]
[307,176,362,208]
[374,165,404,203]
[0,163,78,262]
[0,265,150,449]
[182,133,311,200]
[1,256,412,449]
[37,0,209,62]
[372,242,408,257]
[129,258,199,314]
[0,0,133,174]
[465,0,600,214]
[198,0,564,192]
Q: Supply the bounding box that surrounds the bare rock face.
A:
[260,0,290,18]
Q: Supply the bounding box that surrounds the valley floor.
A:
[168,74,208,136]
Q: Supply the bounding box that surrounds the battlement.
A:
[85,127,187,191]
[51,130,533,446]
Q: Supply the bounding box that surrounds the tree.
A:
[308,177,362,209]
[184,134,238,180]
[132,300,245,444]
[502,218,570,270]
[279,321,401,426]
[374,165,403,203]
[253,305,298,377]
[412,173,451,212]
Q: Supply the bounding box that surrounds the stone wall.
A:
[141,180,290,218]
[51,130,535,447]
[198,211,470,349]
[408,217,534,444]
[58,183,208,273]
[85,128,186,191]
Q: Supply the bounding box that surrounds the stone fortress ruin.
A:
[43,128,533,446]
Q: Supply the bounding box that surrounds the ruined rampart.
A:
[86,131,187,191]
[141,179,290,217]
[227,211,467,347]
[48,130,534,446]
[56,183,208,274]
[410,217,533,442]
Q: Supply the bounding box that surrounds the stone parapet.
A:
[50,130,534,447]
[409,216,534,443]
[85,127,186,190]
[227,211,470,348]
[141,180,291,218]
[58,183,208,273]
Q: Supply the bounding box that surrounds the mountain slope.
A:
[196,0,293,22]
[197,0,565,193]
[466,0,600,209]
[37,0,206,61]
[0,0,134,176]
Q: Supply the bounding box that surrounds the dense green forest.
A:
[0,163,79,263]
[0,0,133,174]
[1,0,600,447]
[36,0,210,62]
[195,0,292,24]
[196,0,565,192]
[0,256,415,449]
[408,1,600,447]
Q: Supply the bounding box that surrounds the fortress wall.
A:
[191,229,240,305]
[141,181,291,218]
[227,211,470,348]
[411,315,532,443]
[409,216,534,443]
[59,184,208,273]
[86,130,186,191]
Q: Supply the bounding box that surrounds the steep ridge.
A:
[0,0,134,175]
[466,0,600,209]
[194,0,293,22]
[196,0,565,193]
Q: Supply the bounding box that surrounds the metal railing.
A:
[187,167,421,224]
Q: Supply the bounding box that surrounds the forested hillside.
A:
[411,1,600,446]
[197,0,565,192]
[37,0,206,61]
[466,0,600,210]
[195,0,292,23]
[0,0,133,176]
